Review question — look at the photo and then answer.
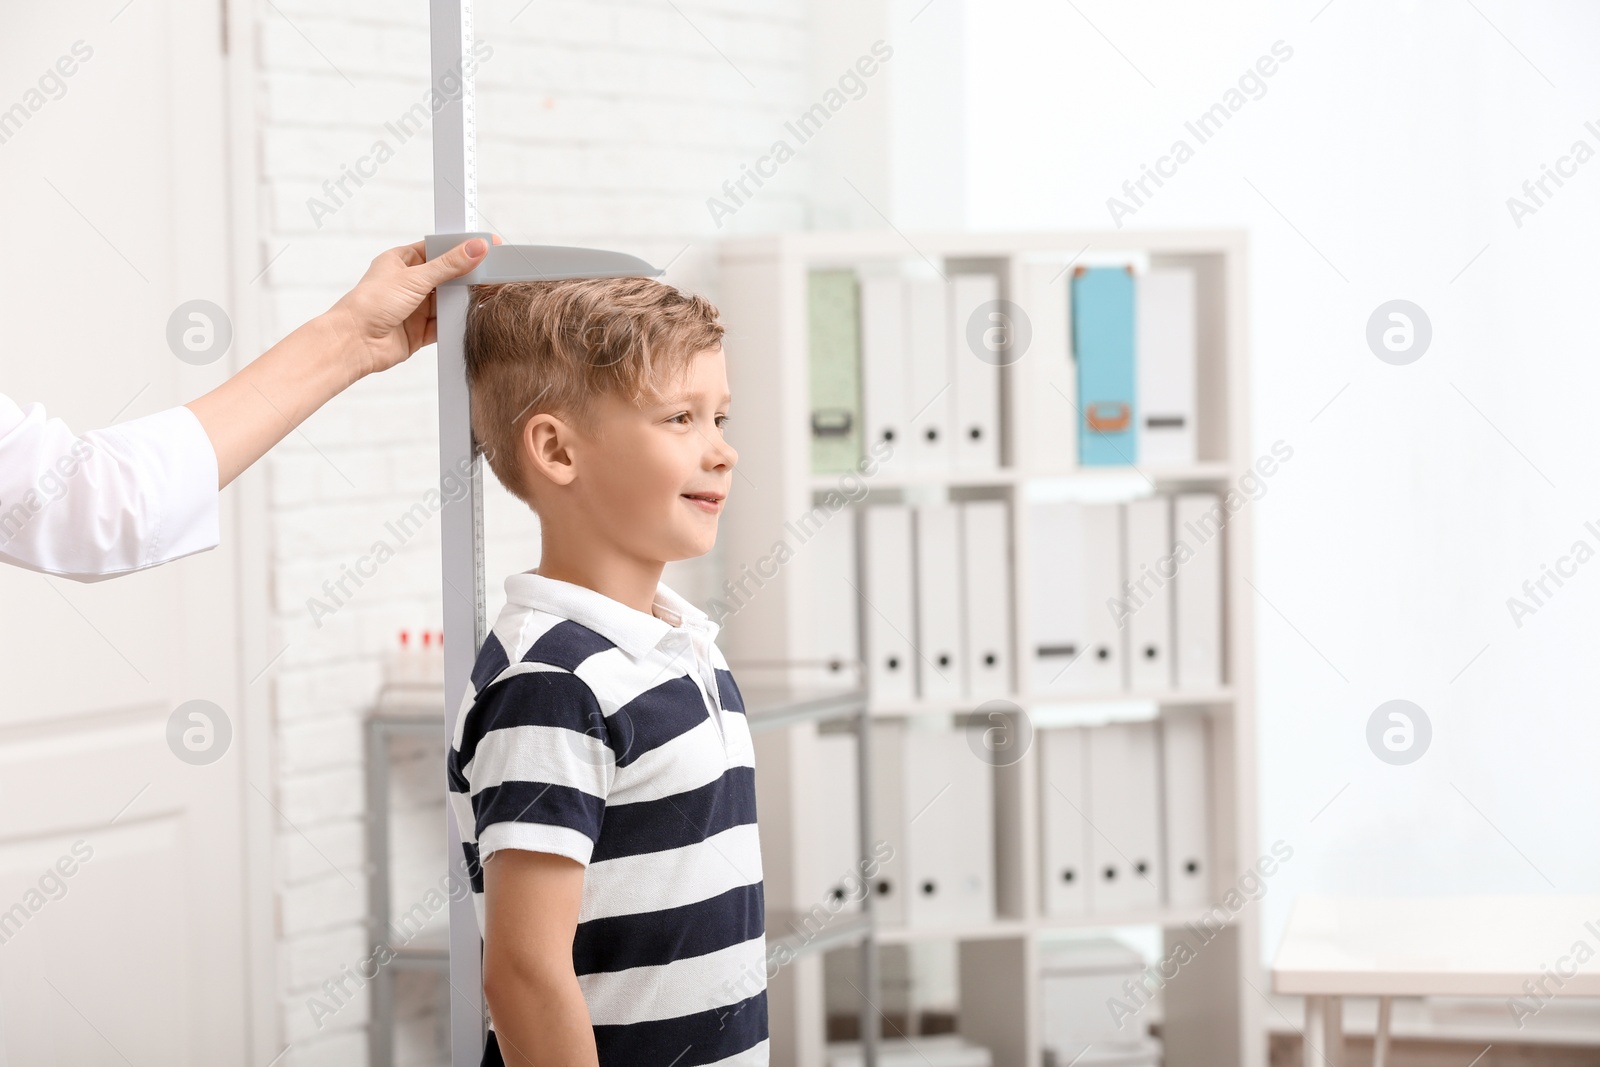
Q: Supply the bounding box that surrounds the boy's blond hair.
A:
[463,277,725,507]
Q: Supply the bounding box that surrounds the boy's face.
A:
[565,345,737,563]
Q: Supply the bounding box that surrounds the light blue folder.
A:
[1072,266,1137,467]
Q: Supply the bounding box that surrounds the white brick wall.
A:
[250,1,814,1062]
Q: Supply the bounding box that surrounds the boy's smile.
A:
[681,491,725,514]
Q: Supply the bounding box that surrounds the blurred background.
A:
[3,1,1599,1065]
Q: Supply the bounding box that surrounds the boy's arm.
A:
[483,849,599,1067]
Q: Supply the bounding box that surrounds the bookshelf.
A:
[714,230,1260,1067]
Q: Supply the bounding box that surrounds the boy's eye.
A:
[668,413,731,428]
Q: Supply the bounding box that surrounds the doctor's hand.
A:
[184,234,499,490]
[326,234,502,380]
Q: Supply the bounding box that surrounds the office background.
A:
[3,0,1599,1064]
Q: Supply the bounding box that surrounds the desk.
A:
[1272,895,1600,1067]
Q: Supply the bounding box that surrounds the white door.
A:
[0,2,249,1063]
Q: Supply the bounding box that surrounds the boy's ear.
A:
[522,412,578,487]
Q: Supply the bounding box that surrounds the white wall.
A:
[965,0,1600,967]
[250,1,812,1061]
[804,0,967,229]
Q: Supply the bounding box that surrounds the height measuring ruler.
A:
[425,3,661,1063]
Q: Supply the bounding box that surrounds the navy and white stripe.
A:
[447,572,768,1067]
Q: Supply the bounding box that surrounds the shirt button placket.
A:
[673,629,724,745]
[692,630,729,752]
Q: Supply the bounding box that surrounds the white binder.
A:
[861,274,910,476]
[862,504,919,705]
[1018,261,1077,471]
[811,730,863,911]
[870,721,908,925]
[959,500,1012,699]
[1172,493,1224,690]
[1038,726,1090,917]
[906,276,954,471]
[1160,713,1211,909]
[949,273,1002,471]
[1028,501,1124,694]
[914,503,965,703]
[799,511,861,690]
[904,728,995,927]
[1122,496,1173,692]
[870,724,996,928]
[1086,721,1162,914]
[1136,268,1198,467]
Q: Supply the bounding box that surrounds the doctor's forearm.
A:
[184,312,362,490]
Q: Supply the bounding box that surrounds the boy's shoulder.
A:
[467,599,617,696]
[467,588,685,704]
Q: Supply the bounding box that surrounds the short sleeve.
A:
[0,395,219,581]
[103,405,220,565]
[459,668,617,868]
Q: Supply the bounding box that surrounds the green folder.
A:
[808,270,863,473]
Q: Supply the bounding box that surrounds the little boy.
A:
[445,277,765,1066]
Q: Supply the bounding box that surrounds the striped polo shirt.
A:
[446,571,768,1067]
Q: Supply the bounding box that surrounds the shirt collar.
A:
[502,570,719,660]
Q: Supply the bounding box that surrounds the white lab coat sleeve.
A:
[0,393,220,582]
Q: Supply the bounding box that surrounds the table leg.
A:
[1372,996,1392,1067]
[1326,995,1344,1067]
[1303,995,1326,1067]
